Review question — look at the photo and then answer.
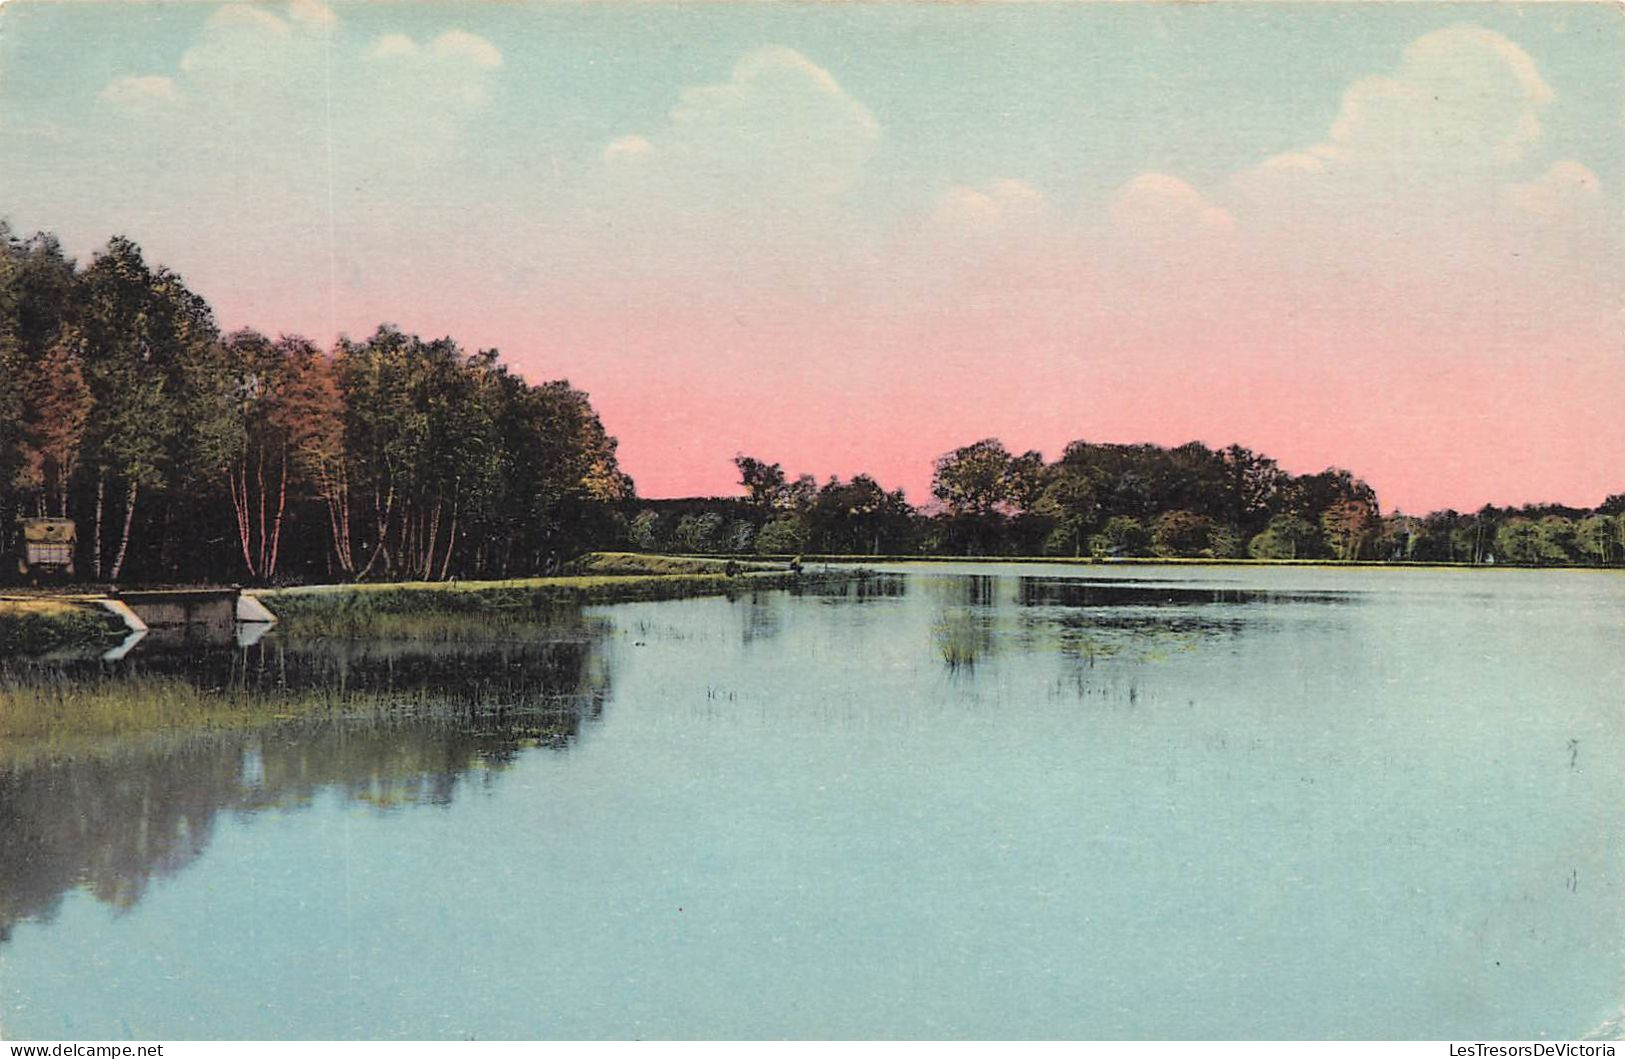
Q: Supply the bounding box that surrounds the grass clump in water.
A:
[933,612,992,670]
[0,674,339,746]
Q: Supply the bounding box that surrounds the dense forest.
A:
[3,224,1621,583]
[0,226,631,584]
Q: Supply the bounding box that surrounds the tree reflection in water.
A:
[0,616,612,942]
[921,573,1354,673]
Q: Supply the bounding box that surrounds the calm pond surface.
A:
[2,564,1622,1039]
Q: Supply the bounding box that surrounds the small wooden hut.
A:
[18,518,77,579]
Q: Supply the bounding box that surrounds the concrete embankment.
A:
[0,588,278,656]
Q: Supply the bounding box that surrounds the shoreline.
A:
[771,554,1625,571]
[4,549,1619,658]
[0,555,871,656]
[260,564,867,637]
[1,551,1618,751]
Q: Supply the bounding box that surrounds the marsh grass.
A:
[0,657,597,761]
[933,613,992,670]
[0,673,350,747]
[1,556,867,748]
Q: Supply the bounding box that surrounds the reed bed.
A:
[0,673,345,745]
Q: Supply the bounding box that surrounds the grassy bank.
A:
[0,597,123,656]
[561,552,782,576]
[261,561,865,637]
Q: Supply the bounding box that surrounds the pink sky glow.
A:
[14,10,1619,515]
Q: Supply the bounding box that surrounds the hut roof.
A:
[21,518,76,544]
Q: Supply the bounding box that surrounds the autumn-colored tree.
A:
[15,336,94,518]
[1321,498,1379,561]
[280,347,352,577]
[0,227,81,552]
[187,330,334,582]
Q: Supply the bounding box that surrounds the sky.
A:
[1,1,1621,513]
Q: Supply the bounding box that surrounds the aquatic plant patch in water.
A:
[0,628,610,749]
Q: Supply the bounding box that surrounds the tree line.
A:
[626,441,1625,566]
[5,224,1620,583]
[0,226,630,584]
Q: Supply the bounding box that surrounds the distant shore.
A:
[4,549,1621,660]
[779,553,1625,571]
[0,554,869,656]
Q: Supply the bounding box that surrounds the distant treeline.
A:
[0,226,630,584]
[633,443,1625,566]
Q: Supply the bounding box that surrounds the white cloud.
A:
[605,46,880,205]
[1253,151,1327,177]
[1241,23,1556,204]
[930,179,1045,231]
[568,47,885,298]
[1110,172,1234,238]
[1327,25,1552,166]
[1503,159,1603,221]
[432,30,503,69]
[603,134,654,162]
[197,4,292,43]
[900,178,1064,296]
[79,3,511,316]
[366,33,419,61]
[177,3,305,92]
[364,29,502,70]
[288,0,336,29]
[99,75,183,113]
[1211,20,1613,294]
[360,29,503,105]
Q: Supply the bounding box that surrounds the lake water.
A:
[2,564,1621,1040]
